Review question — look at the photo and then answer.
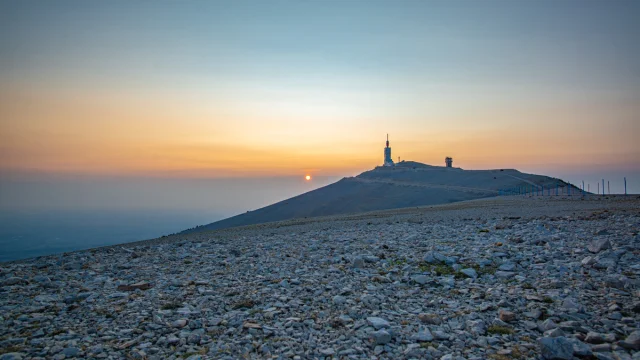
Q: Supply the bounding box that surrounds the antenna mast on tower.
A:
[383,134,394,167]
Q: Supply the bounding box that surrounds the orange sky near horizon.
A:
[1,81,638,179]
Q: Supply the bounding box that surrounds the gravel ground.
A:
[1,195,639,359]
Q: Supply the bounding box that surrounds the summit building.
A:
[383,134,394,167]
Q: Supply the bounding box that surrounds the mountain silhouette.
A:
[182,161,578,233]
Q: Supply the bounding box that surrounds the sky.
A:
[1,0,639,191]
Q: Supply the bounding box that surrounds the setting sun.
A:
[305,175,311,181]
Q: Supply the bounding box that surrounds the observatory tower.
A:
[383,134,395,167]
[445,157,453,168]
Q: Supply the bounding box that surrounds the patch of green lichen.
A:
[388,257,407,267]
[0,346,23,355]
[161,302,182,310]
[487,325,515,335]
[468,263,497,276]
[231,299,255,309]
[418,261,465,279]
[486,345,526,359]
[417,262,431,272]
[419,342,436,348]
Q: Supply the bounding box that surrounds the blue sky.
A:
[3,0,638,91]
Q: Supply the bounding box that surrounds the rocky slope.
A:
[184,162,579,233]
[0,196,638,360]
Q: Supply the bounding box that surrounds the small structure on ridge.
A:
[445,157,453,168]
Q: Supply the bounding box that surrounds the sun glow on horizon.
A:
[305,175,311,181]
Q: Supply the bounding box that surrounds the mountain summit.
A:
[182,162,575,233]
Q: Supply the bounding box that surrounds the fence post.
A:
[624,177,627,195]
[602,179,605,195]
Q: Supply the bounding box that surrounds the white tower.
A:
[383,134,395,167]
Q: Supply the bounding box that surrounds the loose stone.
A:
[371,329,392,345]
[539,336,574,360]
[499,310,516,322]
[366,317,390,330]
